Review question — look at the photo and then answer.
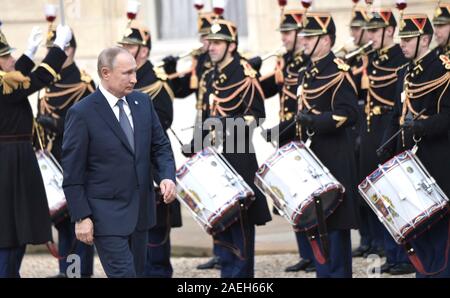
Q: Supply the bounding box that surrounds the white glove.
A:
[53,24,72,50]
[24,26,43,60]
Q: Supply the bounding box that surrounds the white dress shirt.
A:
[99,82,134,130]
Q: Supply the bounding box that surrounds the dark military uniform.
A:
[136,61,182,278]
[382,15,450,278]
[345,6,381,259]
[433,2,450,147]
[197,18,271,278]
[296,13,359,278]
[0,27,67,277]
[259,9,315,273]
[163,12,219,271]
[164,12,218,143]
[118,22,181,278]
[261,51,308,145]
[433,2,450,58]
[35,26,96,278]
[359,10,412,273]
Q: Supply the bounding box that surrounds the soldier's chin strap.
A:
[309,35,322,59]
[446,33,450,51]
[413,36,421,60]
[217,42,231,66]
[289,29,300,60]
[357,29,365,46]
[380,27,386,50]
[134,45,141,60]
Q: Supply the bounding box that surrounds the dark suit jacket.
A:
[62,89,175,236]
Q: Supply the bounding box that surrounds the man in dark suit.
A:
[62,46,176,278]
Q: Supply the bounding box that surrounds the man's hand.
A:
[24,26,43,60]
[36,114,58,133]
[162,55,178,75]
[296,112,314,128]
[75,217,94,245]
[402,119,425,137]
[248,56,262,72]
[159,179,176,204]
[53,24,72,50]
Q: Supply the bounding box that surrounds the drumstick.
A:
[169,127,185,148]
[376,108,426,156]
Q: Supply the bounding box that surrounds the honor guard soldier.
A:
[380,13,450,278]
[190,17,272,277]
[162,5,223,271]
[118,21,182,278]
[360,8,416,275]
[296,12,360,278]
[345,3,380,260]
[36,24,96,279]
[0,23,72,277]
[258,8,315,274]
[432,2,450,57]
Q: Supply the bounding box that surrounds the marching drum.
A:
[176,147,255,235]
[255,141,344,231]
[36,150,67,223]
[359,150,449,244]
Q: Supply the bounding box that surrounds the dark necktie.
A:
[116,99,134,151]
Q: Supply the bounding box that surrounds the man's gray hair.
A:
[97,46,130,78]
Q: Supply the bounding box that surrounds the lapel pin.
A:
[134,101,139,105]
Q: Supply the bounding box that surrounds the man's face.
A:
[368,27,384,50]
[350,27,363,45]
[102,52,137,97]
[0,54,16,72]
[208,40,229,63]
[281,30,297,51]
[200,35,210,53]
[121,44,148,67]
[400,37,418,59]
[302,35,317,56]
[434,24,450,47]
[121,44,139,58]
[302,35,328,58]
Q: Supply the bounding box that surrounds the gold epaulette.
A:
[39,63,59,82]
[153,66,169,81]
[0,70,31,94]
[240,59,257,78]
[294,54,304,64]
[80,70,93,84]
[333,58,350,72]
[139,80,175,100]
[439,55,450,70]
[191,48,203,58]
